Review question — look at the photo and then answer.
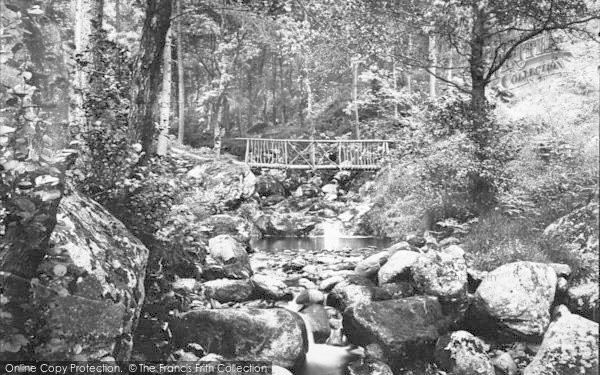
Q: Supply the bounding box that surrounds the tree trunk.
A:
[352,60,360,139]
[469,3,488,132]
[72,0,103,133]
[428,32,436,98]
[393,58,398,119]
[176,0,185,144]
[272,52,277,126]
[128,0,172,156]
[279,54,286,125]
[468,3,496,208]
[157,27,171,156]
[115,0,120,32]
[406,34,413,92]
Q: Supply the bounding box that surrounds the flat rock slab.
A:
[171,308,307,369]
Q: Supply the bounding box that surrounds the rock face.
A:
[171,308,307,369]
[377,250,420,285]
[471,261,557,338]
[186,158,256,211]
[523,306,598,375]
[434,331,495,375]
[343,296,450,371]
[4,192,148,360]
[206,235,252,279]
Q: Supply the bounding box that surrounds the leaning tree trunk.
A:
[128,0,172,156]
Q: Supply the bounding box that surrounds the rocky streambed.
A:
[134,232,599,375]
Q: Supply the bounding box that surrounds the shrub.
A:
[363,90,517,238]
[462,211,548,271]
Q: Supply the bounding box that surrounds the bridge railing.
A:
[236,138,391,170]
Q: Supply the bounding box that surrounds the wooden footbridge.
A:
[237,138,392,170]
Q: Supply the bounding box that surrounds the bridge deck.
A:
[237,138,392,170]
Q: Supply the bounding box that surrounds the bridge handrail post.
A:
[245,139,250,163]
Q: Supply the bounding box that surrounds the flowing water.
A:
[295,310,365,375]
[250,226,388,374]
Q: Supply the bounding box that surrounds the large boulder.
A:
[542,199,599,290]
[412,251,468,300]
[252,274,293,302]
[186,158,256,211]
[343,296,450,371]
[205,235,252,279]
[1,192,148,361]
[255,211,319,237]
[541,199,599,258]
[355,251,389,278]
[468,261,557,339]
[171,308,307,369]
[523,306,598,375]
[203,279,255,303]
[327,275,389,311]
[567,280,599,322]
[377,250,420,285]
[434,331,495,375]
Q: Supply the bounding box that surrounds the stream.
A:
[250,235,392,375]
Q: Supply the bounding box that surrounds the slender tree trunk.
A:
[272,52,277,126]
[393,58,398,119]
[176,0,185,144]
[246,69,252,133]
[352,60,360,139]
[428,32,437,98]
[115,0,120,32]
[279,54,286,125]
[157,27,171,156]
[128,0,172,156]
[406,34,413,92]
